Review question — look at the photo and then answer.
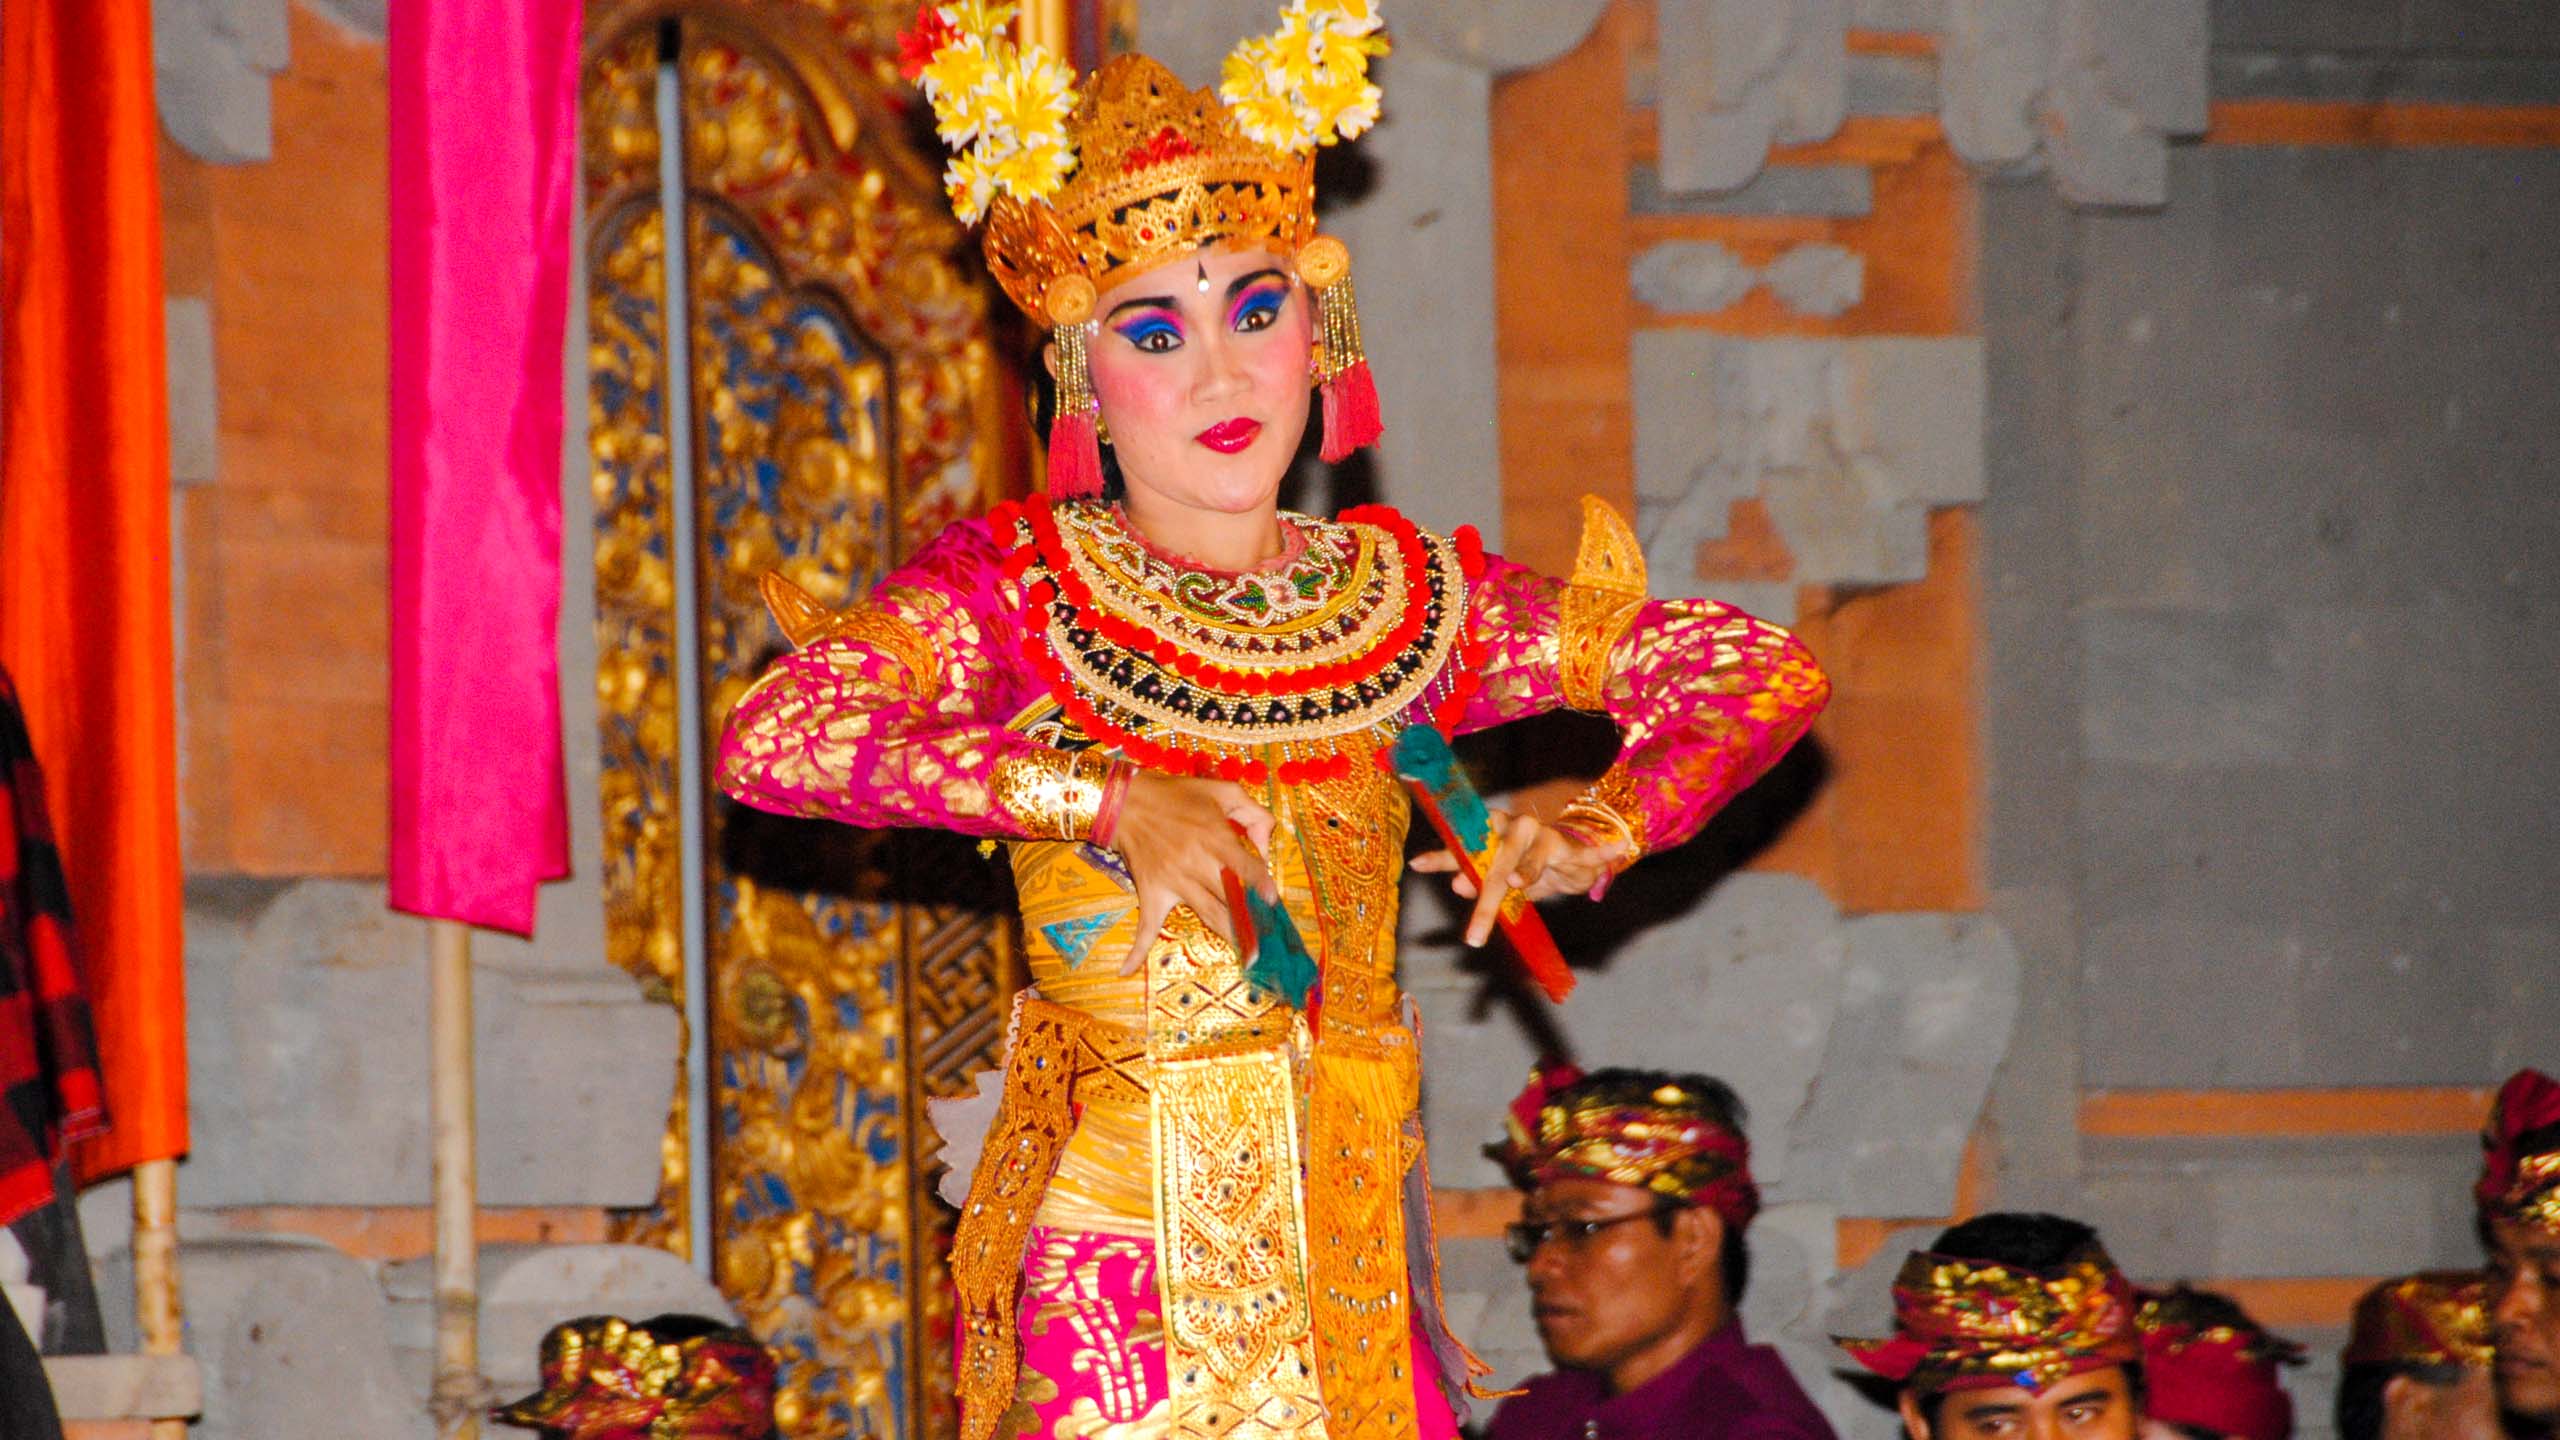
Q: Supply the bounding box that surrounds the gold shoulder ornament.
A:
[756,571,940,689]
[1556,495,1648,713]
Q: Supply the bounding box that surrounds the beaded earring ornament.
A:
[902,0,1392,492]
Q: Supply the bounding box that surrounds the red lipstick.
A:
[1196,418,1262,454]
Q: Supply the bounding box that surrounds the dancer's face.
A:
[1080,246,1314,520]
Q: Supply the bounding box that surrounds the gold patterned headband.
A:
[2345,1271,2495,1371]
[1837,1244,2142,1395]
[1486,1063,1760,1229]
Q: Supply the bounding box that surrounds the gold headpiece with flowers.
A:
[902,0,1389,495]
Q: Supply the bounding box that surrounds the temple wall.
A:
[1981,127,2560,1439]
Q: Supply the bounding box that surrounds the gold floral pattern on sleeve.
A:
[1587,600,1830,854]
[1449,556,1830,861]
[717,521,1095,840]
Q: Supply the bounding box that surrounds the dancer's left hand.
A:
[1410,811,1629,947]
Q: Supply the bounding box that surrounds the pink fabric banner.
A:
[386,0,581,935]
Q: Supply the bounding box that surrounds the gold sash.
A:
[952,760,1427,1440]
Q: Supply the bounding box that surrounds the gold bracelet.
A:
[990,748,1115,841]
[1554,787,1645,873]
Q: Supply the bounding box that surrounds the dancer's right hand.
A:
[1109,772,1277,975]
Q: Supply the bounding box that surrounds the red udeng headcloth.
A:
[1486,1062,1760,1233]
[2137,1285,2304,1440]
[2478,1068,2560,1234]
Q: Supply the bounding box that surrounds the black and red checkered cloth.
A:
[0,665,104,1225]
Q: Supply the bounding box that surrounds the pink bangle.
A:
[1089,759,1134,849]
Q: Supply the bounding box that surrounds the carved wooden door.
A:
[580,5,1023,1435]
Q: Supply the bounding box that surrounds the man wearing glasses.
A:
[1482,1064,1835,1440]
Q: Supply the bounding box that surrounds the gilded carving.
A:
[584,5,1021,1436]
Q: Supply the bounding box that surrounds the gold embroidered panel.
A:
[583,6,1023,1436]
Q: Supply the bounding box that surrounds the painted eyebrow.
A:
[1956,1402,2026,1422]
[1105,294,1179,324]
[1104,268,1290,324]
[1227,267,1288,297]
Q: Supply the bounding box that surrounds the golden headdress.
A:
[902,1,1387,495]
[1836,1241,2143,1395]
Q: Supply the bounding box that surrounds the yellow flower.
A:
[921,40,999,141]
[1220,44,1314,149]
[1220,0,1390,150]
[992,136,1074,198]
[941,0,1019,37]
[1302,72,1381,142]
[1304,0,1384,33]
[986,46,1076,147]
[945,150,1000,223]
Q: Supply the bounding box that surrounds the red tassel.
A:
[1048,408,1105,501]
[1319,359,1383,464]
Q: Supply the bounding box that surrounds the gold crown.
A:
[985,55,1318,326]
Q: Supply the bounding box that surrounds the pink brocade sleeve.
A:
[715,519,1104,841]
[1447,554,1830,857]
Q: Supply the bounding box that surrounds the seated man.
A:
[2480,1068,2560,1439]
[1482,1064,1836,1440]
[2135,1284,2303,1440]
[2335,1271,2500,1440]
[1837,1212,2145,1440]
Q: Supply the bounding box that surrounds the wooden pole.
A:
[131,1157,183,1440]
[429,918,480,1440]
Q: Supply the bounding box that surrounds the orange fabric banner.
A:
[0,0,188,1181]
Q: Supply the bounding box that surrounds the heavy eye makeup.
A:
[1110,309,1184,354]
[1104,268,1292,354]
[1227,273,1290,332]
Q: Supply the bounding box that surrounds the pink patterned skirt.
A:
[999,1226,1461,1439]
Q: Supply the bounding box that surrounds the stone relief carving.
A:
[1633,332,1988,603]
[1946,0,2209,206]
[1633,240,1866,318]
[1656,0,1849,194]
[1645,0,2210,206]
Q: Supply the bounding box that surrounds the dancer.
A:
[718,5,1829,1436]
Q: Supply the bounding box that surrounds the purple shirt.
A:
[1484,1322,1839,1440]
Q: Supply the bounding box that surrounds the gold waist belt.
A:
[949,996,1425,1440]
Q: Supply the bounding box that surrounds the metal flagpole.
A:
[652,20,717,1276]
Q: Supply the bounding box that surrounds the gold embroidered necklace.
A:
[994,494,1489,783]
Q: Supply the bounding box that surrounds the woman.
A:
[717,6,1830,1439]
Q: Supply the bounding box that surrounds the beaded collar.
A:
[993,494,1487,784]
